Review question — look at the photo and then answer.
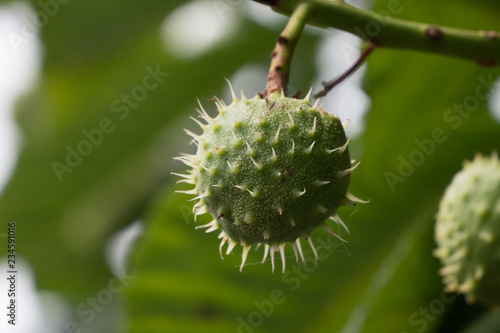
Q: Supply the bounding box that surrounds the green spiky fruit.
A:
[174,84,364,272]
[434,153,500,305]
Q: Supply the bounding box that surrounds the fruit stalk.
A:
[264,3,313,98]
[253,0,500,67]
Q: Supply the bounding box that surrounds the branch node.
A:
[425,26,444,40]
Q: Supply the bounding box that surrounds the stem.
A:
[264,4,313,98]
[314,42,376,98]
[253,0,500,67]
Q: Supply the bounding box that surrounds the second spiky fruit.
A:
[434,153,500,305]
[175,87,363,272]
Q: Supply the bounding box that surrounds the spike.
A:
[304,141,315,155]
[321,223,347,242]
[285,110,295,130]
[254,243,262,250]
[314,180,330,187]
[303,87,313,103]
[316,205,328,214]
[192,199,204,214]
[337,161,360,178]
[343,118,350,129]
[280,89,285,98]
[174,154,196,168]
[240,244,251,272]
[340,197,356,207]
[329,214,350,234]
[211,180,224,189]
[448,248,467,262]
[219,235,228,259]
[290,217,296,227]
[247,188,259,198]
[269,246,274,273]
[199,164,217,176]
[289,139,295,156]
[279,243,286,273]
[234,184,248,191]
[213,96,226,111]
[193,205,208,219]
[196,97,213,122]
[262,244,270,263]
[249,156,263,170]
[439,263,461,275]
[479,230,494,243]
[227,161,240,175]
[263,230,271,241]
[295,238,306,263]
[188,190,210,202]
[270,245,276,273]
[474,265,485,280]
[307,237,318,262]
[308,117,317,137]
[272,125,282,146]
[293,188,306,197]
[346,192,370,204]
[195,220,216,230]
[225,78,238,102]
[244,212,254,224]
[258,115,266,127]
[183,129,201,141]
[226,240,237,255]
[189,116,207,130]
[458,278,476,293]
[291,242,299,263]
[277,205,283,215]
[327,138,350,154]
[215,146,226,156]
[245,140,255,157]
[254,132,264,143]
[174,188,197,195]
[312,98,320,109]
[271,148,278,163]
[174,178,194,185]
[231,130,242,147]
[240,89,248,103]
[171,172,191,179]
[205,224,219,233]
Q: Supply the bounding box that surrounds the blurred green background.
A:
[0,0,500,332]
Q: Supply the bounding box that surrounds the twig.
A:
[252,0,500,67]
[263,4,313,98]
[314,42,376,98]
